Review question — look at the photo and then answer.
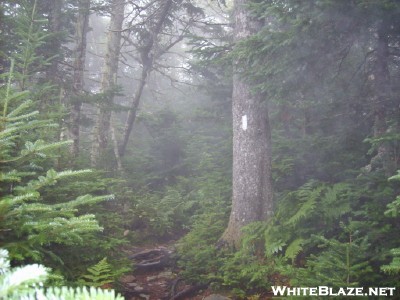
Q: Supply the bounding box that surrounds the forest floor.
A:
[119,241,216,300]
[118,240,273,300]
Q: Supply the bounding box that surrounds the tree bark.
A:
[220,0,273,247]
[91,0,125,167]
[69,0,90,159]
[118,0,173,157]
[366,20,393,175]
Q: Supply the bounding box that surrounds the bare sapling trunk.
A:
[69,0,90,160]
[118,0,173,157]
[91,0,125,167]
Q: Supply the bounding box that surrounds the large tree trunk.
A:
[366,20,393,175]
[69,0,90,159]
[118,0,173,157]
[91,0,125,167]
[220,0,273,247]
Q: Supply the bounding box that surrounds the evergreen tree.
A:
[0,63,112,268]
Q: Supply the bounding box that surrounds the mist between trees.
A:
[0,0,400,299]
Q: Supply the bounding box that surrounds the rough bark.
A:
[220,0,273,247]
[90,0,125,167]
[118,0,173,157]
[69,0,90,159]
[366,20,393,175]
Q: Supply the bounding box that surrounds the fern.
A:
[285,238,304,263]
[320,183,352,221]
[284,181,322,227]
[79,258,115,288]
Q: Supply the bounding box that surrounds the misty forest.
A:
[1,0,400,299]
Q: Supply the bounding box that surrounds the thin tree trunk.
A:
[47,0,63,81]
[69,0,90,159]
[110,116,123,172]
[118,0,173,157]
[220,0,273,248]
[91,0,125,167]
[45,0,64,152]
[119,66,150,156]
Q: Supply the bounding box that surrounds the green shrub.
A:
[0,248,123,300]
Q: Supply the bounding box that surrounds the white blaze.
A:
[241,115,247,131]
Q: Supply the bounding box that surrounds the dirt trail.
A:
[119,244,212,300]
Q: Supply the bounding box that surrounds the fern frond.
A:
[285,238,304,263]
[285,192,319,227]
[320,183,352,221]
[79,258,115,287]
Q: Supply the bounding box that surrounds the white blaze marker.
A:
[241,115,247,131]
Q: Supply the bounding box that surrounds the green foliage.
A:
[220,250,273,296]
[284,238,304,263]
[380,172,400,275]
[0,248,123,300]
[177,212,226,284]
[386,171,400,217]
[381,248,400,275]
[0,67,112,272]
[11,0,56,91]
[0,248,48,299]
[79,258,115,288]
[133,188,191,237]
[294,223,372,287]
[262,181,354,260]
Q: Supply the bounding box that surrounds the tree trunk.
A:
[118,66,150,157]
[118,0,173,157]
[47,0,63,81]
[220,0,273,247]
[91,0,125,167]
[366,20,393,175]
[69,0,90,159]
